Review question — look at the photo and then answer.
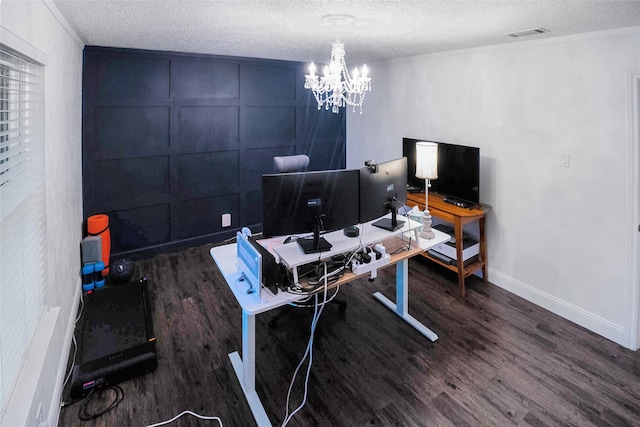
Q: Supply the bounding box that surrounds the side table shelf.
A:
[406,192,488,297]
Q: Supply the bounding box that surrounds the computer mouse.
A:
[283,236,297,244]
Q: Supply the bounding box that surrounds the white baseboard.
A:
[489,268,626,346]
[48,278,82,427]
[0,278,82,427]
[0,307,60,427]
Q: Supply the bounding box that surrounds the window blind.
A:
[0,45,46,414]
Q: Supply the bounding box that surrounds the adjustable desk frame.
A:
[210,217,449,427]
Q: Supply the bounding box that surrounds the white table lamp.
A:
[415,142,438,239]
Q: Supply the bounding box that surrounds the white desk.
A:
[210,217,448,427]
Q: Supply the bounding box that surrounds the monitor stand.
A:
[297,236,332,254]
[297,214,332,254]
[372,215,405,232]
[372,198,405,232]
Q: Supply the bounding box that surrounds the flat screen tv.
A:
[403,138,480,207]
[359,157,408,231]
[262,169,360,254]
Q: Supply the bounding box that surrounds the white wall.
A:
[0,0,83,425]
[347,28,640,348]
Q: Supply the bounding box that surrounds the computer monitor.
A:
[359,157,408,231]
[262,169,360,254]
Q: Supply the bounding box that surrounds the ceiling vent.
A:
[507,28,550,38]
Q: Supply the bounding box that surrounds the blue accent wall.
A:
[82,46,345,259]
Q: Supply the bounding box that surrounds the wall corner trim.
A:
[42,0,85,48]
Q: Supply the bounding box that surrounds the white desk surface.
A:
[209,214,449,315]
[271,215,431,268]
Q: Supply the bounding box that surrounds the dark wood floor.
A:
[58,244,640,427]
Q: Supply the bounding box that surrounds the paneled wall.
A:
[83,47,345,258]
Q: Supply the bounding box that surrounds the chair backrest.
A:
[273,154,309,173]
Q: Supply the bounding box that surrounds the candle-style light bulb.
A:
[362,64,369,78]
[309,62,316,77]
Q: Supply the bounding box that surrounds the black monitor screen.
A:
[403,138,480,206]
[262,169,360,253]
[359,157,407,231]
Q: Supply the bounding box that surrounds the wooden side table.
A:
[406,192,488,297]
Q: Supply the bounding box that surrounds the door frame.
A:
[624,70,640,350]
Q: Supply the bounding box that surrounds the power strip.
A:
[351,253,390,277]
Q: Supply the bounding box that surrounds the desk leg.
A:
[372,259,439,342]
[228,310,271,427]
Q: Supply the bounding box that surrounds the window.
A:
[0,45,46,413]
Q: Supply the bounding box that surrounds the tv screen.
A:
[403,138,480,206]
[359,157,408,231]
[262,169,360,253]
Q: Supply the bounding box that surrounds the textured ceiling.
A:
[52,0,640,64]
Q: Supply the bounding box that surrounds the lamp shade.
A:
[416,142,438,179]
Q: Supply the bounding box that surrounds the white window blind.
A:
[0,45,46,414]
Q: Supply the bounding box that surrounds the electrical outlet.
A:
[222,213,231,227]
[560,153,570,168]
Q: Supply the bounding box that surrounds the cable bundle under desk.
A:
[274,234,417,426]
[279,239,399,294]
[276,234,413,293]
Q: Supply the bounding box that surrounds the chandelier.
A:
[304,42,371,114]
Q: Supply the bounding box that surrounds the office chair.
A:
[268,154,347,329]
[273,154,309,173]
